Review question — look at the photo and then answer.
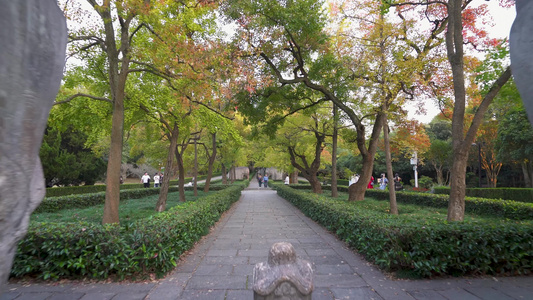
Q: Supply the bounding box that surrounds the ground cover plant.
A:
[273,183,533,278]
[32,190,209,224]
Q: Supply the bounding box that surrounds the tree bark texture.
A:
[331,105,338,198]
[193,134,198,196]
[204,133,217,192]
[0,0,66,291]
[347,111,385,201]
[383,121,398,215]
[156,125,178,212]
[175,143,188,202]
[101,3,133,225]
[291,170,299,184]
[446,0,511,221]
[287,129,325,194]
[221,163,228,184]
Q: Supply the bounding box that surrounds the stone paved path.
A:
[2,181,532,299]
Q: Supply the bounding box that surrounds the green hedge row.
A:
[12,181,246,281]
[45,181,177,197]
[433,187,533,204]
[288,184,533,220]
[273,184,533,278]
[365,189,533,220]
[45,173,223,197]
[36,185,231,213]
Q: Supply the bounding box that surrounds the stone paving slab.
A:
[3,181,533,299]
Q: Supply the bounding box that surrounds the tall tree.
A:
[385,0,513,220]
[497,108,533,187]
[444,0,511,221]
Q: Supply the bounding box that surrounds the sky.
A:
[408,1,516,124]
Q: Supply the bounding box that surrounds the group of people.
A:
[257,173,270,187]
[350,173,403,191]
[140,172,163,188]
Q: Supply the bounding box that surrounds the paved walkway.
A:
[2,181,532,300]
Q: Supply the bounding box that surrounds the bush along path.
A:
[11,181,247,281]
[3,180,533,300]
[274,184,533,278]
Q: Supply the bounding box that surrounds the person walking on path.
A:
[379,173,388,190]
[394,173,403,191]
[141,172,151,188]
[153,173,160,188]
[367,175,375,189]
[258,174,263,187]
[263,174,269,188]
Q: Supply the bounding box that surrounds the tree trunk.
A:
[434,164,444,186]
[331,104,338,198]
[291,170,299,184]
[445,0,511,221]
[348,147,378,201]
[522,161,533,188]
[204,133,217,192]
[383,121,398,215]
[193,134,198,196]
[229,165,234,183]
[174,145,187,202]
[307,176,322,194]
[222,163,228,184]
[101,4,133,225]
[156,125,178,212]
[447,149,468,221]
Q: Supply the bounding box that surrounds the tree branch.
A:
[54,93,112,105]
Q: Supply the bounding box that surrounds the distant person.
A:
[379,173,388,190]
[367,175,374,189]
[119,176,124,184]
[284,175,290,185]
[141,172,151,188]
[348,174,360,186]
[263,174,269,188]
[154,173,160,187]
[394,173,403,191]
[258,174,263,187]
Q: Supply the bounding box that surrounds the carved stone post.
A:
[253,242,313,300]
[0,0,67,292]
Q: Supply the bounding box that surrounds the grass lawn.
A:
[324,191,533,226]
[31,190,210,224]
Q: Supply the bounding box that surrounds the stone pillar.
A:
[0,0,67,292]
[253,242,313,300]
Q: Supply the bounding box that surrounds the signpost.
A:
[410,152,418,188]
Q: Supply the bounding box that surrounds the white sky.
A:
[408,2,516,124]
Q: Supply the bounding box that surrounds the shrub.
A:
[409,176,434,190]
[12,181,247,280]
[38,184,232,213]
[433,187,533,204]
[286,184,533,220]
[273,184,533,278]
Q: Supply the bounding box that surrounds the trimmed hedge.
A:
[45,173,223,198]
[288,184,533,220]
[12,181,246,280]
[36,185,232,213]
[433,187,533,204]
[45,181,178,197]
[273,184,533,278]
[365,189,533,220]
